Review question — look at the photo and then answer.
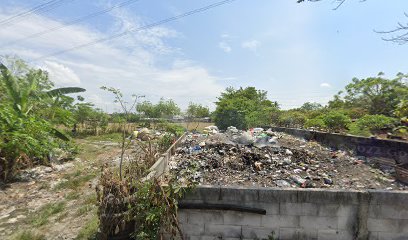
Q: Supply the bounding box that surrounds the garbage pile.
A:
[168,127,406,190]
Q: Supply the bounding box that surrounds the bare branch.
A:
[375,13,408,44]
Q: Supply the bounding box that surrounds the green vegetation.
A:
[75,214,99,240]
[53,171,96,191]
[0,57,85,181]
[270,73,407,137]
[30,201,66,226]
[137,98,181,119]
[11,230,45,240]
[213,87,279,130]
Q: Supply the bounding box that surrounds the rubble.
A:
[168,128,407,190]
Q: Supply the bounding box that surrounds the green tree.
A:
[0,61,85,117]
[213,87,279,130]
[330,73,407,117]
[137,98,181,119]
[322,110,351,132]
[186,102,210,119]
[299,102,323,111]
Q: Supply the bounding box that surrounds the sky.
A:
[0,0,407,112]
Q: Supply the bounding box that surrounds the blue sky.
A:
[0,0,407,111]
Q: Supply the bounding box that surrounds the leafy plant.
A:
[213,87,279,130]
[304,116,326,130]
[321,110,351,132]
[356,114,397,132]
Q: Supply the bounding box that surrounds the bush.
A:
[355,114,397,132]
[0,105,58,181]
[277,111,307,128]
[348,122,371,137]
[304,117,326,130]
[321,111,351,132]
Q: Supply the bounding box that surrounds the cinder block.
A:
[280,202,303,216]
[241,226,278,239]
[300,216,337,229]
[180,223,205,236]
[317,229,353,240]
[368,231,379,240]
[223,211,261,227]
[367,218,400,232]
[369,204,408,220]
[259,202,279,215]
[178,209,188,223]
[187,210,223,225]
[262,215,300,228]
[318,204,340,217]
[279,227,299,240]
[338,216,356,230]
[204,224,242,238]
[297,228,318,240]
[378,232,408,240]
[220,186,259,203]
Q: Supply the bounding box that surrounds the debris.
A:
[167,129,406,190]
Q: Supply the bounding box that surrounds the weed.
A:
[54,172,95,191]
[65,192,80,200]
[11,230,45,240]
[76,204,95,217]
[30,201,66,226]
[83,133,122,143]
[83,193,97,205]
[75,214,99,240]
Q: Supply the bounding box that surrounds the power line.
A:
[32,0,237,62]
[0,0,69,27]
[2,0,141,47]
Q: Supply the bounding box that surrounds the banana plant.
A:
[0,63,85,116]
[0,63,85,141]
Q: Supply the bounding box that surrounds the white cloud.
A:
[42,61,81,85]
[241,40,260,52]
[0,7,224,111]
[320,83,331,88]
[218,41,232,53]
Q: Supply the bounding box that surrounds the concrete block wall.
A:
[177,186,408,240]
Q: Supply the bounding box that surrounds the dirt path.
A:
[0,138,121,240]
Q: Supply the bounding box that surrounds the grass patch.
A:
[82,133,122,142]
[83,193,97,205]
[75,204,95,217]
[54,171,95,191]
[65,192,81,200]
[75,193,97,217]
[30,201,66,227]
[75,214,99,240]
[11,230,45,240]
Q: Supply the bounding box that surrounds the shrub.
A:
[277,111,307,128]
[322,111,351,132]
[355,114,397,132]
[304,117,326,130]
[0,105,58,181]
[348,122,371,137]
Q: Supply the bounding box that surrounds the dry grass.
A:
[176,122,214,131]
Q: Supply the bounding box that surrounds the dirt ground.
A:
[0,137,122,240]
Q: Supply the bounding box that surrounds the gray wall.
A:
[269,127,408,164]
[177,186,408,240]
